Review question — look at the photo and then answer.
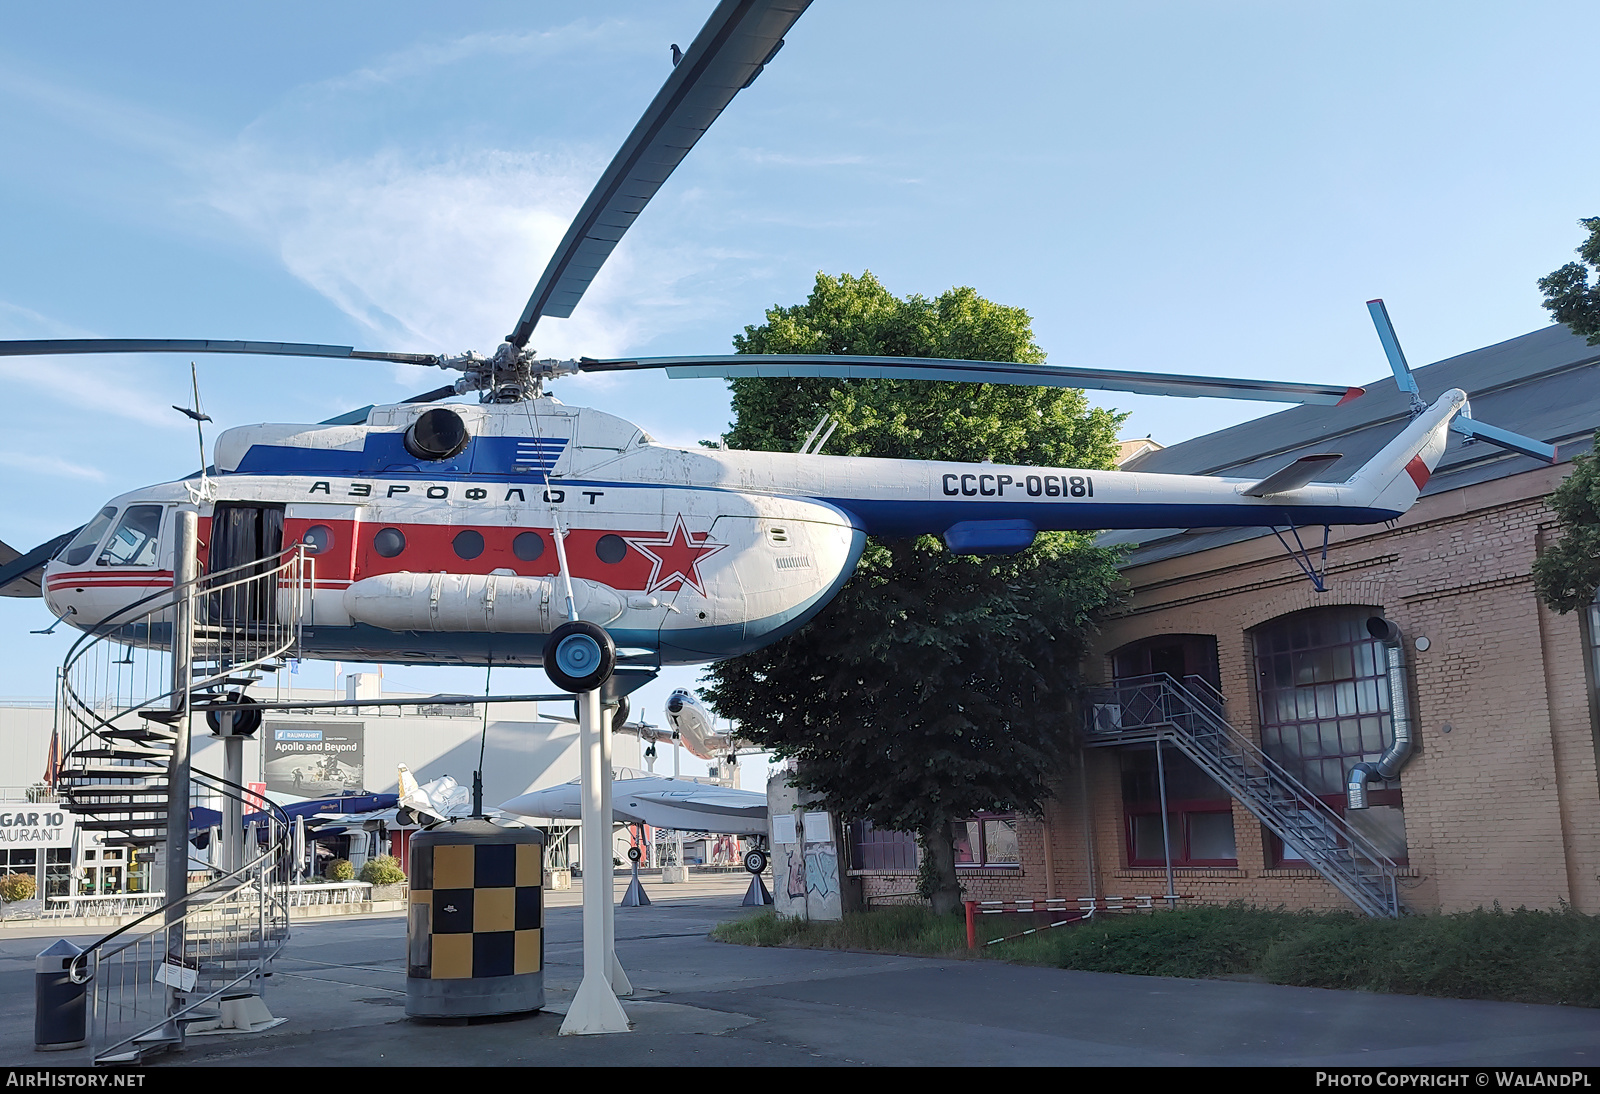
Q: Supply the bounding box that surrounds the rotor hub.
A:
[437,344,581,402]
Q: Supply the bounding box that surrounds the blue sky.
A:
[1,1,1596,770]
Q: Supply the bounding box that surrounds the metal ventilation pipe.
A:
[1347,616,1414,810]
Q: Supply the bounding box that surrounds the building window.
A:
[848,820,917,872]
[1119,749,1237,866]
[1251,606,1407,864]
[954,814,1021,868]
[847,815,1021,871]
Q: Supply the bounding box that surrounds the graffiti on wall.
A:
[783,842,840,903]
[805,843,838,899]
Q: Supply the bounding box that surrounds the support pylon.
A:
[559,687,629,1035]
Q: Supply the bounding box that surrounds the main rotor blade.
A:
[0,527,81,598]
[579,354,1365,405]
[0,338,442,366]
[507,0,811,347]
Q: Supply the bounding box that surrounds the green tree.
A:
[701,272,1124,914]
[1533,437,1600,613]
[1539,217,1600,345]
[1532,220,1600,613]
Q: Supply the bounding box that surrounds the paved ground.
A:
[3,873,1598,1067]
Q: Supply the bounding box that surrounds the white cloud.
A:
[0,450,107,482]
[204,144,718,362]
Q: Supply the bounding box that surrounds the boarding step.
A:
[68,749,172,765]
[98,1031,181,1066]
[65,763,168,778]
[101,726,179,743]
[194,676,263,690]
[75,814,167,828]
[64,783,170,797]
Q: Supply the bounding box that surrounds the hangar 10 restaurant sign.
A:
[0,807,75,848]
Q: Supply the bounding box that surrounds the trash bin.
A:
[35,939,86,1051]
[405,818,545,1019]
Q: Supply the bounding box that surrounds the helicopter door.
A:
[208,503,284,626]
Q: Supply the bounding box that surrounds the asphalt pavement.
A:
[2,873,1597,1067]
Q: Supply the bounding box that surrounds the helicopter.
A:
[0,0,1557,700]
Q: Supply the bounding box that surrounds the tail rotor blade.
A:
[1451,416,1557,463]
[1366,299,1424,410]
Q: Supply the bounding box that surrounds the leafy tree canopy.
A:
[1532,220,1600,613]
[1539,217,1600,345]
[701,271,1124,913]
[1533,436,1600,613]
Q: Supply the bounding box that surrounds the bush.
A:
[1258,904,1600,1007]
[327,858,355,882]
[713,901,1600,1008]
[713,905,969,956]
[0,872,37,903]
[359,856,406,886]
[1001,902,1313,979]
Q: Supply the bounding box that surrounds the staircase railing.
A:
[54,544,311,1063]
[1084,672,1401,918]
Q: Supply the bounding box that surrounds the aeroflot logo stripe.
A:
[513,438,568,472]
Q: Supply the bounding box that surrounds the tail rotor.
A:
[1366,299,1556,464]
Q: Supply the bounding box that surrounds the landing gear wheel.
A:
[206,693,261,737]
[543,620,616,693]
[627,846,641,863]
[743,848,768,875]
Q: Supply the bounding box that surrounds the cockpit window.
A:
[99,505,164,567]
[61,506,118,567]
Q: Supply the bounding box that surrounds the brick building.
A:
[850,322,1600,915]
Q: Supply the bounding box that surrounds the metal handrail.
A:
[1087,672,1400,916]
[52,542,309,1062]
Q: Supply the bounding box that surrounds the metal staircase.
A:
[1084,672,1401,918]
[54,538,313,1063]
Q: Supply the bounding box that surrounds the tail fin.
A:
[1343,389,1467,515]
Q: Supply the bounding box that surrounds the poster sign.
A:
[263,722,365,797]
[0,808,75,849]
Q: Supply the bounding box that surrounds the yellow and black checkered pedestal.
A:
[405,818,546,1018]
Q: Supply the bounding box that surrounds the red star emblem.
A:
[624,515,726,596]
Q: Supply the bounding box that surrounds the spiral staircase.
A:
[53,538,313,1063]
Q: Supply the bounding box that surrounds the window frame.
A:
[953,812,1022,870]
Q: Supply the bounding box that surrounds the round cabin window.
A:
[373,528,406,558]
[301,525,333,555]
[512,532,545,561]
[452,529,484,560]
[595,534,627,564]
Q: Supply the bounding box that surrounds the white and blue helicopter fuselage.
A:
[40,389,1463,668]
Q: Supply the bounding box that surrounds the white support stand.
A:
[221,729,243,873]
[559,687,630,1036]
[599,708,632,998]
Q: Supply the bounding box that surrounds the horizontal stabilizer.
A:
[1242,453,1344,497]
